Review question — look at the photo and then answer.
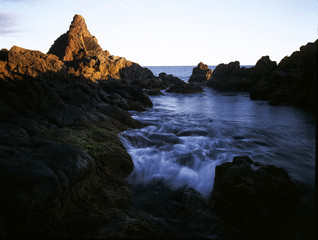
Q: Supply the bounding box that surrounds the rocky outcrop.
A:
[207,61,253,90]
[210,156,302,240]
[47,14,162,88]
[158,72,183,86]
[0,46,65,81]
[207,40,317,111]
[166,81,203,94]
[48,14,103,62]
[0,14,159,238]
[0,68,155,237]
[188,62,212,82]
[250,40,317,111]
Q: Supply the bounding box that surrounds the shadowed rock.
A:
[166,81,203,94]
[210,156,302,240]
[158,72,183,86]
[188,62,212,82]
[207,40,317,111]
[207,61,253,90]
[250,40,317,111]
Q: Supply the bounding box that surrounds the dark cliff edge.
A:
[0,14,157,238]
[207,40,317,113]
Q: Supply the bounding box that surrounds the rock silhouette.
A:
[207,40,317,112]
[210,156,302,240]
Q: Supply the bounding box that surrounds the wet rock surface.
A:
[210,156,304,240]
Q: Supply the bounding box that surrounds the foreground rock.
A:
[166,81,203,94]
[188,62,212,82]
[210,156,302,240]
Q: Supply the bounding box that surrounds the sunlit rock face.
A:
[0,46,64,80]
[47,14,160,88]
[188,62,212,82]
[48,14,104,62]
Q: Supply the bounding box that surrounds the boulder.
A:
[188,62,212,82]
[210,156,301,240]
[166,81,203,94]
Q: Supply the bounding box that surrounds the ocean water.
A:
[120,66,316,200]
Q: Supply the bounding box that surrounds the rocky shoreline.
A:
[0,14,316,238]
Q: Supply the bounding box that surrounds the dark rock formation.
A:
[207,40,317,111]
[129,181,220,239]
[250,40,317,111]
[158,72,183,86]
[144,89,164,96]
[210,156,302,240]
[207,61,253,90]
[166,81,203,94]
[188,62,212,82]
[0,72,151,237]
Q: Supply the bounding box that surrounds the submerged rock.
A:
[166,81,203,94]
[210,156,302,240]
[188,62,212,82]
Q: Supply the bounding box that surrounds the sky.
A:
[0,0,317,66]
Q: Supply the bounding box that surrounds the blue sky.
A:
[0,0,317,65]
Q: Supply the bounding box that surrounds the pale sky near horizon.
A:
[0,0,317,66]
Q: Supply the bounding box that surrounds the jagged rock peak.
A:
[69,14,90,36]
[48,14,103,61]
[188,62,212,82]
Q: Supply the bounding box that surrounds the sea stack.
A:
[188,62,212,82]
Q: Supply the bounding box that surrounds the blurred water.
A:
[120,66,316,199]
